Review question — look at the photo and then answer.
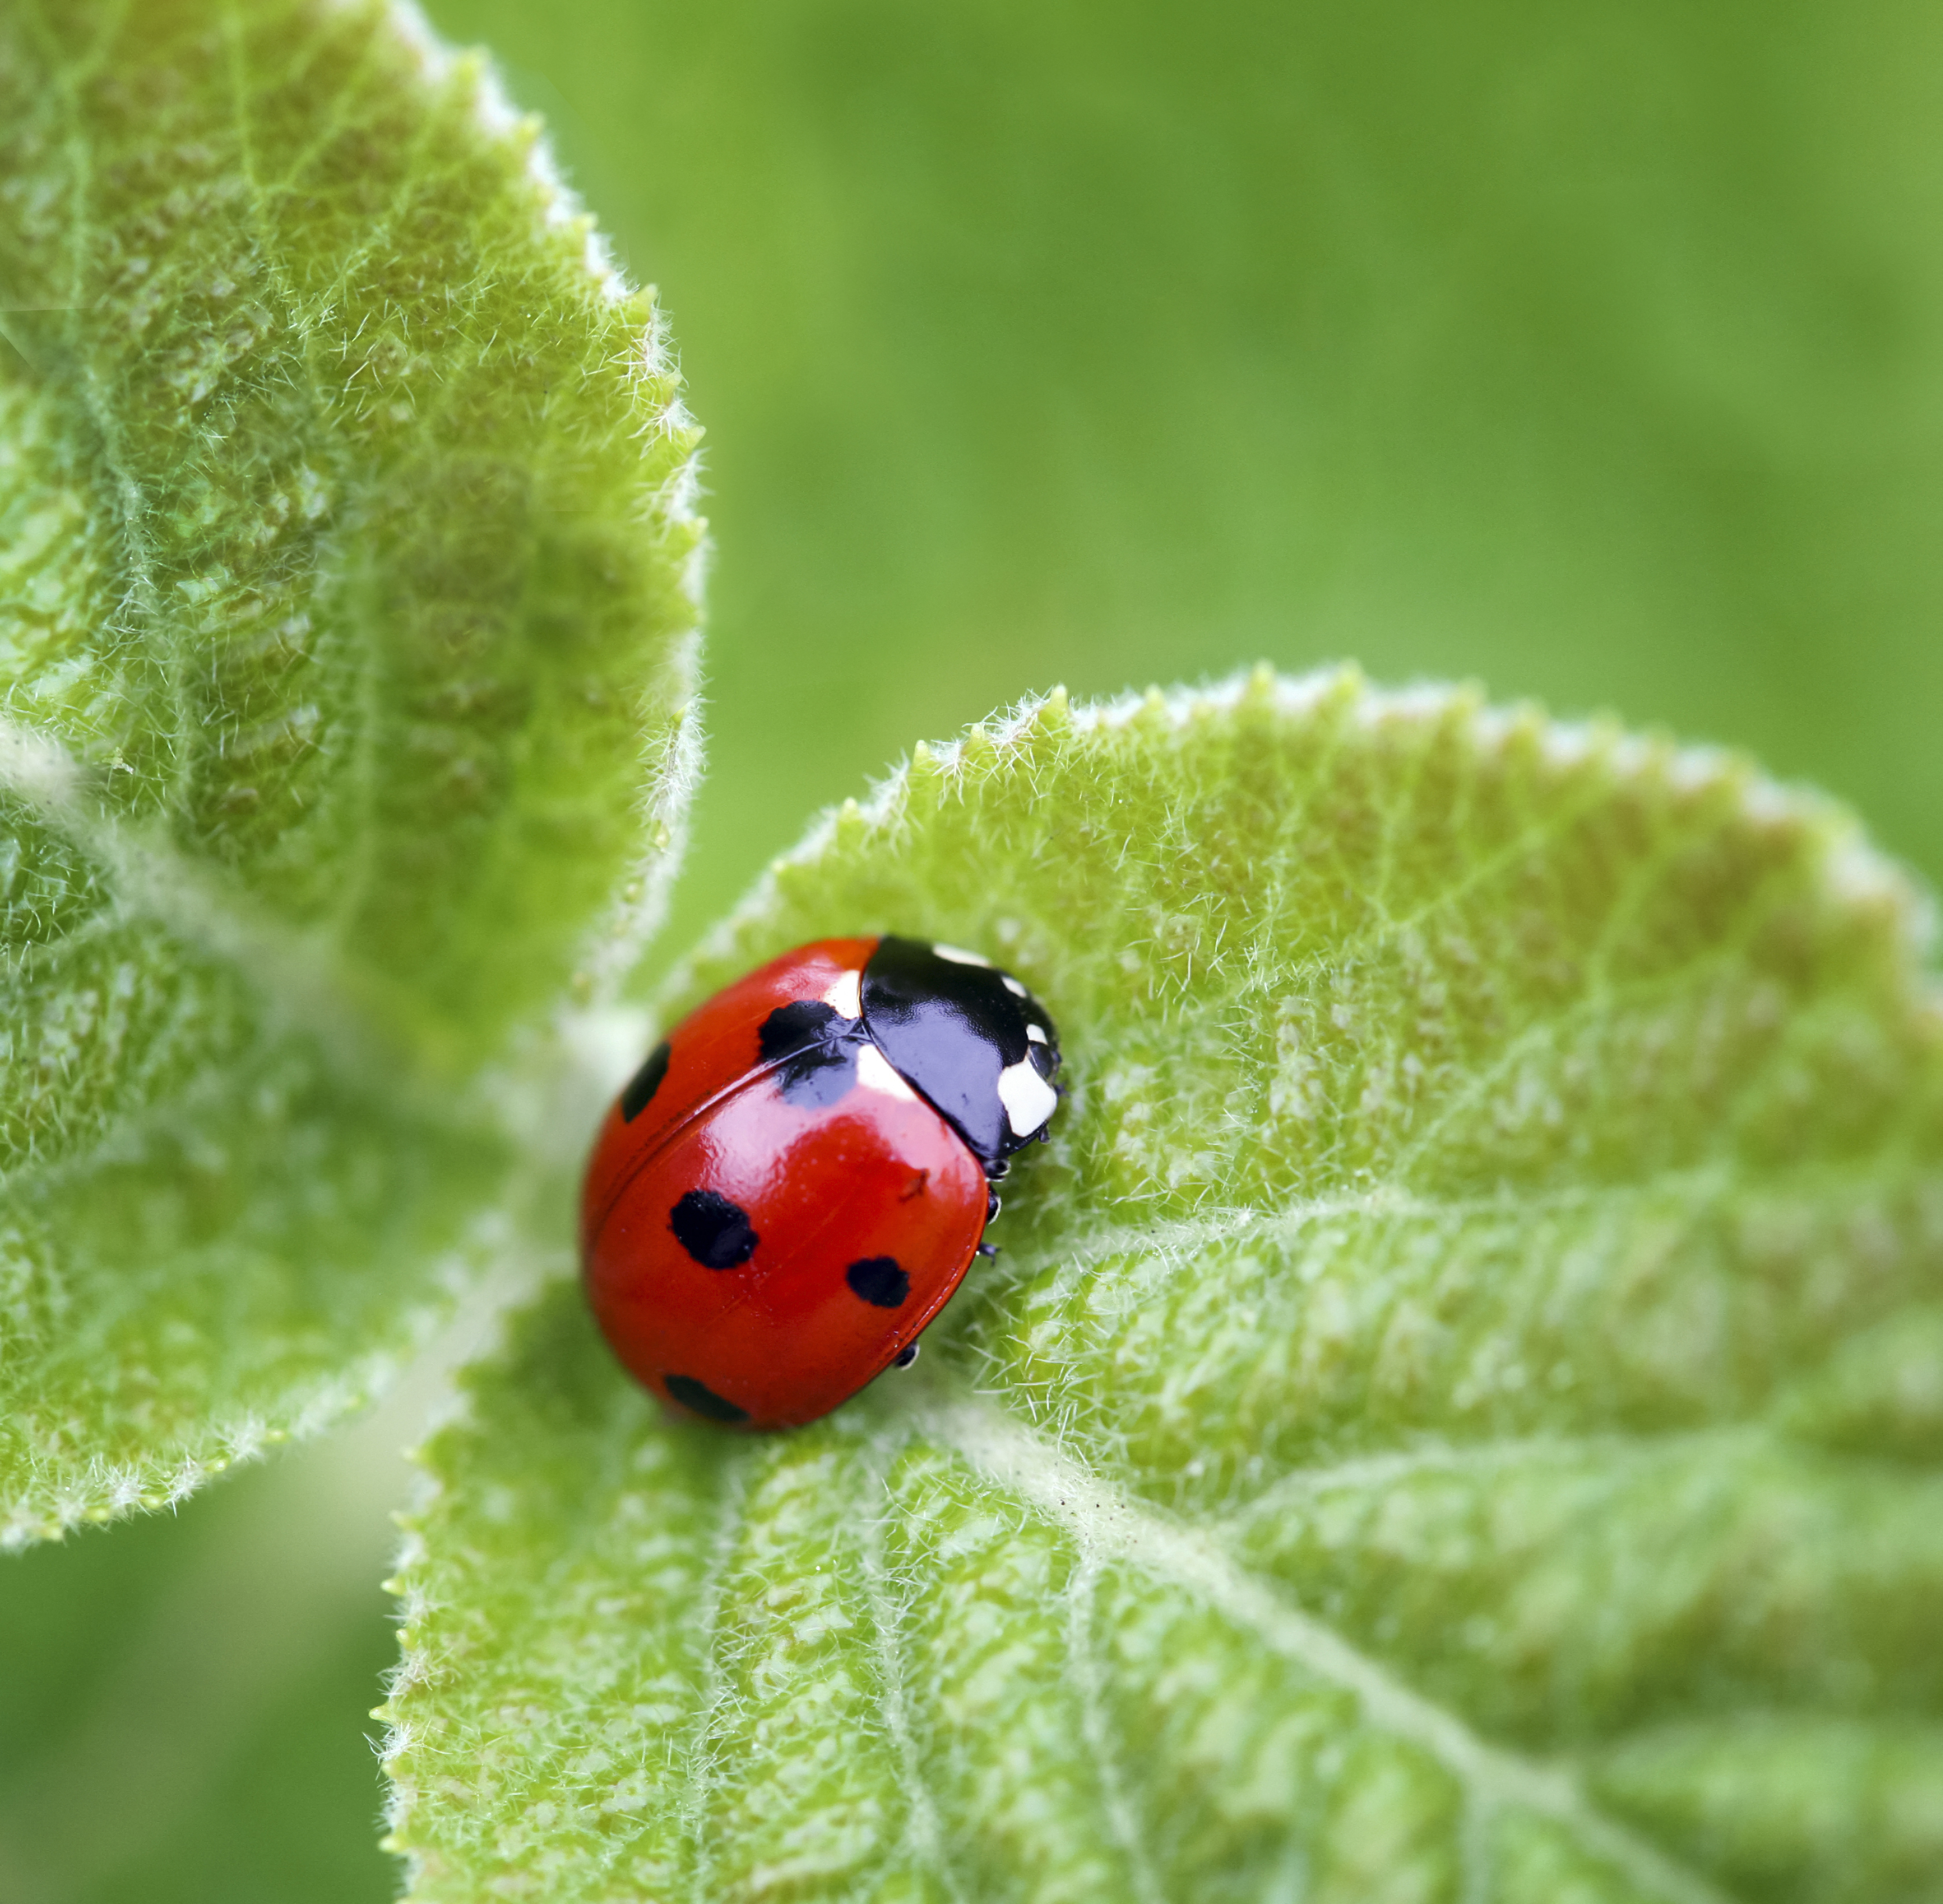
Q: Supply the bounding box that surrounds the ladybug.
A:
[581,936,1062,1429]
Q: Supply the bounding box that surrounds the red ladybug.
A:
[581,936,1062,1428]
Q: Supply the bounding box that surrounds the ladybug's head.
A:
[860,937,1061,1177]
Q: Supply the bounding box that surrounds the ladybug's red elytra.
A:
[580,936,1062,1429]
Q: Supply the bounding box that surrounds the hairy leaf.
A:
[388,672,1943,1902]
[0,0,702,1542]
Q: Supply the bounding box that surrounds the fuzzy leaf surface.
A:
[391,672,1943,1902]
[0,0,702,1541]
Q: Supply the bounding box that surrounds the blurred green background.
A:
[6,1,1942,1894]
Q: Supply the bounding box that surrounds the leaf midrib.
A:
[0,709,508,1110]
[910,1381,1733,1904]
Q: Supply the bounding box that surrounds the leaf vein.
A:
[922,1389,1736,1904]
[1064,1551,1168,1904]
[858,1440,969,1903]
[680,1447,754,1904]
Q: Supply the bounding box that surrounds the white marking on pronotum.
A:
[931,943,991,967]
[857,1043,918,1102]
[998,1058,1058,1136]
[1026,1022,1049,1045]
[925,1393,1734,1904]
[1002,974,1028,997]
[822,968,863,1018]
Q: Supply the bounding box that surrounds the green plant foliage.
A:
[388,672,1943,1901]
[430,0,1943,944]
[0,0,702,1544]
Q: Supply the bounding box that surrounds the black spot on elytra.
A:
[620,1040,672,1122]
[757,999,861,1107]
[670,1188,758,1269]
[846,1256,910,1308]
[758,997,838,1062]
[664,1374,748,1423]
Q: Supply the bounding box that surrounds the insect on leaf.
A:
[388,670,1943,1903]
[0,0,703,1543]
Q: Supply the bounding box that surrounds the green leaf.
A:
[388,671,1943,1902]
[0,0,702,1543]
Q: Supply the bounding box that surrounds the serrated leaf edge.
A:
[387,0,713,1017]
[0,0,710,1538]
[661,665,1938,1022]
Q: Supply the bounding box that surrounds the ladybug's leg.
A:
[892,1343,920,1368]
[976,1184,1002,1259]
